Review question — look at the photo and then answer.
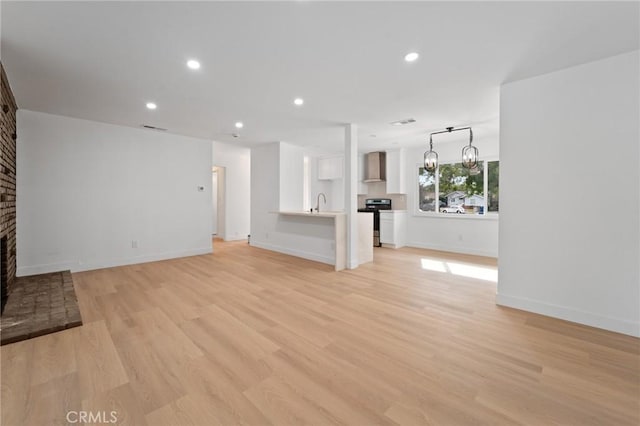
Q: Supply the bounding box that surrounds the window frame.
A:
[414,158,499,220]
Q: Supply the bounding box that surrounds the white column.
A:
[344,124,358,269]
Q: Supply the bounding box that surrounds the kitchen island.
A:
[267,211,373,271]
[274,211,347,270]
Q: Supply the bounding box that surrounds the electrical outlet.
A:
[458,234,463,242]
[132,240,138,248]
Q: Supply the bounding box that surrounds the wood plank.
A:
[2,239,638,425]
[73,320,129,399]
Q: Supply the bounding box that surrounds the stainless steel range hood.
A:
[364,152,386,182]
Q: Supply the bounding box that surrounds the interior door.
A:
[211,170,218,235]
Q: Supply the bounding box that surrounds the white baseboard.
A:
[17,261,79,276]
[222,236,249,242]
[348,260,359,269]
[381,243,404,249]
[17,247,213,276]
[250,240,334,266]
[407,241,497,258]
[496,293,640,338]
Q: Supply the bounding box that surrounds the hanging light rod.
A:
[430,126,472,137]
[424,126,478,172]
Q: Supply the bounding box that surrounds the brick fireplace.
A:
[0,63,83,343]
[1,62,18,313]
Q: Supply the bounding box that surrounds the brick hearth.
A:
[1,271,82,345]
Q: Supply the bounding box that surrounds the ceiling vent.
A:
[141,124,167,132]
[390,118,416,126]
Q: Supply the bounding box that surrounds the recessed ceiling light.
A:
[146,102,157,110]
[235,122,244,129]
[294,98,304,106]
[404,52,419,62]
[186,59,201,70]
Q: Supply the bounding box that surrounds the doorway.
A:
[212,166,226,239]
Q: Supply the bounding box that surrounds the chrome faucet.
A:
[315,193,327,213]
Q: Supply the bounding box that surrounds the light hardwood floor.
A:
[2,240,639,425]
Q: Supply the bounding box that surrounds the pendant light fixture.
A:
[424,126,478,172]
[461,128,478,169]
[424,134,438,173]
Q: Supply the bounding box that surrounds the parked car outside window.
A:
[440,205,465,214]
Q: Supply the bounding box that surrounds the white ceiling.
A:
[1,1,638,152]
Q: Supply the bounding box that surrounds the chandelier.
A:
[424,126,478,172]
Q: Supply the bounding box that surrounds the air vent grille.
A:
[390,118,416,126]
[141,124,168,131]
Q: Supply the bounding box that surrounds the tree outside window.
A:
[418,167,436,211]
[488,161,499,212]
[418,161,499,215]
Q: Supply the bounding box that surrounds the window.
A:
[418,161,499,215]
[439,162,484,214]
[418,167,436,211]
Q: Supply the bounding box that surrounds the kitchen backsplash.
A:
[358,181,407,210]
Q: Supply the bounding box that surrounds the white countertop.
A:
[274,211,345,218]
[276,210,403,217]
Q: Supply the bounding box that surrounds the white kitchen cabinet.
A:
[379,210,407,248]
[385,149,406,194]
[318,156,343,180]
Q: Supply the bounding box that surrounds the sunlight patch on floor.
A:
[420,258,497,282]
[420,258,447,273]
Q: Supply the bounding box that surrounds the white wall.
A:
[404,136,500,257]
[329,178,345,212]
[308,158,331,210]
[250,143,280,245]
[308,156,344,212]
[212,141,250,241]
[279,143,304,211]
[17,110,213,274]
[251,142,337,265]
[498,50,640,337]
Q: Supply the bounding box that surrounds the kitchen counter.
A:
[272,211,347,270]
[268,211,372,270]
[380,210,407,248]
[358,212,373,264]
[274,211,346,218]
